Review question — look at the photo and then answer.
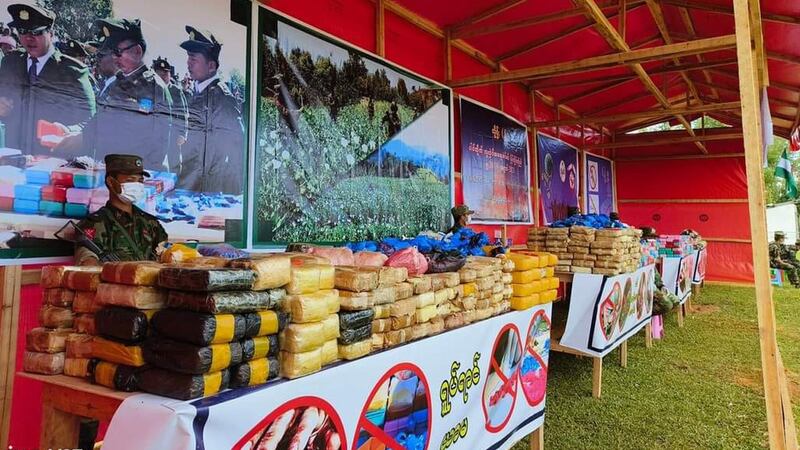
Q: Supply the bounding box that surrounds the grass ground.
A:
[511,285,800,449]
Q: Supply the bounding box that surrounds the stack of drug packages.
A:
[419,272,456,337]
[274,254,335,380]
[439,257,503,329]
[590,228,642,276]
[565,226,596,274]
[334,266,404,360]
[378,271,437,350]
[657,235,693,257]
[24,266,102,376]
[139,257,289,399]
[507,252,559,310]
[88,262,167,392]
[527,227,547,251]
[352,266,417,351]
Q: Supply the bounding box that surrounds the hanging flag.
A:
[762,88,774,168]
[775,149,798,199]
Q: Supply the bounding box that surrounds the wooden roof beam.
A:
[585,78,685,116]
[659,0,800,27]
[531,57,737,90]
[708,68,800,93]
[497,3,648,62]
[678,6,720,100]
[532,101,741,127]
[586,130,743,149]
[450,35,737,88]
[767,50,800,66]
[448,0,527,33]
[453,0,645,39]
[574,0,707,153]
[644,0,702,103]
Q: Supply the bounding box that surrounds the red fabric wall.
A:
[616,146,754,283]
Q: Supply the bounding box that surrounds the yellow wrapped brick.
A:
[338,340,371,360]
[507,252,539,271]
[434,288,452,306]
[321,339,338,365]
[415,305,437,324]
[334,267,378,293]
[321,314,340,341]
[372,333,385,351]
[462,282,477,297]
[511,269,541,284]
[286,264,335,295]
[92,337,145,367]
[395,282,413,300]
[430,272,460,288]
[544,277,560,290]
[373,304,391,319]
[411,292,435,309]
[339,291,372,311]
[283,290,337,323]
[512,281,543,297]
[511,294,540,311]
[280,322,325,353]
[407,277,432,294]
[280,348,322,379]
[541,289,558,303]
[544,267,555,278]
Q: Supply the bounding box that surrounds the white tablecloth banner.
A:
[662,253,697,304]
[104,305,552,450]
[560,265,655,358]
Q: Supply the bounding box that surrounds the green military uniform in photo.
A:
[447,205,475,234]
[0,4,95,154]
[768,231,800,287]
[81,18,174,170]
[75,155,167,264]
[179,26,244,194]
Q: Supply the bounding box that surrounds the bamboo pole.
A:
[733,0,797,447]
[0,266,22,450]
[375,0,385,56]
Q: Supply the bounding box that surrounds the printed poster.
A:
[0,0,249,261]
[536,134,578,225]
[103,306,552,450]
[661,253,696,304]
[560,265,655,357]
[693,247,707,284]
[459,98,531,224]
[583,153,614,215]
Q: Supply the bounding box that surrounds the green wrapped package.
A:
[338,323,372,345]
[339,309,374,331]
[229,357,280,388]
[92,361,143,392]
[166,290,278,314]
[244,310,290,338]
[143,338,243,374]
[138,367,230,400]
[158,267,255,292]
[151,310,247,346]
[241,335,278,362]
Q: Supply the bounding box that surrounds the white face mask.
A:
[119,182,146,204]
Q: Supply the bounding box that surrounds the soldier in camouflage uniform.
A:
[769,231,800,287]
[75,154,167,265]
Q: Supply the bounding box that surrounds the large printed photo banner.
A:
[560,265,655,357]
[536,134,578,225]
[459,98,531,224]
[583,153,614,216]
[103,306,552,450]
[253,10,452,246]
[0,0,249,255]
[661,253,697,304]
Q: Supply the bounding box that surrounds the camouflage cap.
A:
[451,205,475,217]
[105,154,150,177]
[7,3,54,31]
[775,231,786,239]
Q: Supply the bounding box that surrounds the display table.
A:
[550,265,656,398]
[20,307,552,450]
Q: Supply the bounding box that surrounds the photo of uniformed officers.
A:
[0,2,246,196]
[0,4,95,153]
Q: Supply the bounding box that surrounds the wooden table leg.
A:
[619,341,628,368]
[644,322,653,348]
[529,425,544,450]
[39,397,81,449]
[676,303,685,328]
[592,357,603,399]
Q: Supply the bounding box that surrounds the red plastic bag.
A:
[354,251,388,268]
[385,247,428,276]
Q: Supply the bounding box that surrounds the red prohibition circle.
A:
[232,396,347,450]
[521,309,551,407]
[352,362,432,450]
[482,322,522,434]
